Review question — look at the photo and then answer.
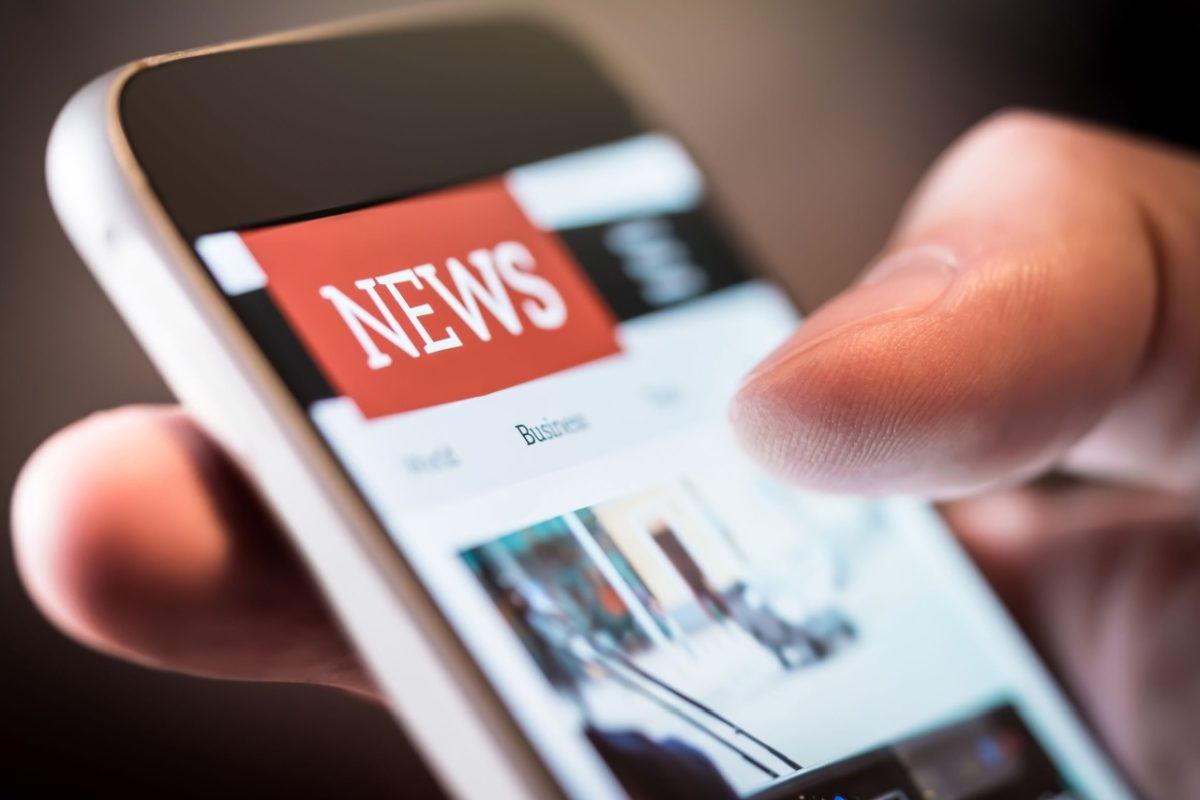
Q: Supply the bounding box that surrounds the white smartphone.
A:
[48,9,1134,799]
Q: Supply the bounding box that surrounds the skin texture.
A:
[11,111,1200,798]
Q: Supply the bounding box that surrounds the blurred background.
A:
[2,0,1197,795]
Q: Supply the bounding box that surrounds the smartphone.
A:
[48,10,1133,799]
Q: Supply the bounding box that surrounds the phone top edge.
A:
[132,3,546,71]
[114,11,639,242]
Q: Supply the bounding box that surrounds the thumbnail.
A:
[461,478,861,782]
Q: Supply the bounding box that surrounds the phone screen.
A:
[193,133,1128,799]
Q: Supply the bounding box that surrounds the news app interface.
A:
[196,135,1127,799]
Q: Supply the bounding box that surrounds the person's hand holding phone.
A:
[733,112,1200,799]
[14,111,1200,799]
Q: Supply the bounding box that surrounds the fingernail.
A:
[743,245,959,383]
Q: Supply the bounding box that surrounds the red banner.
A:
[242,179,621,418]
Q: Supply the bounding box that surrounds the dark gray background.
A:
[2,1,1194,795]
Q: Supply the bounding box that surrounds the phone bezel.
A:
[116,15,643,240]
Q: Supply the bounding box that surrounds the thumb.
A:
[732,111,1200,497]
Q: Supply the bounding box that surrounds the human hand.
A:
[12,111,1200,798]
[733,111,1200,798]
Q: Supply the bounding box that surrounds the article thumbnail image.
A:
[460,481,858,716]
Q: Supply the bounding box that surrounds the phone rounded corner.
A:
[45,66,142,255]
